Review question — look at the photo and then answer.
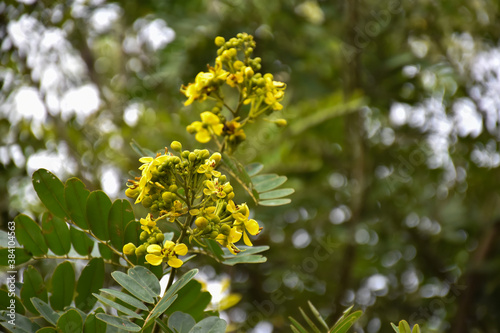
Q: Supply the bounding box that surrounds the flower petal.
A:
[243,231,253,246]
[245,219,260,235]
[195,130,212,143]
[174,243,188,256]
[145,254,163,266]
[201,111,220,125]
[167,257,184,268]
[147,244,162,254]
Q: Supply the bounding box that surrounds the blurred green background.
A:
[2,0,500,332]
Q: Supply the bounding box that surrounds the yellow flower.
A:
[216,227,242,255]
[160,200,187,222]
[227,200,261,246]
[135,153,169,204]
[181,58,228,106]
[263,74,286,111]
[145,241,188,267]
[187,112,224,143]
[223,120,246,143]
[140,214,156,234]
[226,70,244,88]
[197,154,222,178]
[204,178,229,198]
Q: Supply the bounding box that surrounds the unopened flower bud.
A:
[189,152,196,162]
[135,244,146,256]
[141,196,153,208]
[215,36,225,47]
[155,233,164,243]
[211,152,222,164]
[274,119,287,127]
[220,224,231,236]
[195,217,209,229]
[123,243,136,255]
[140,231,149,242]
[170,141,182,152]
[245,67,254,77]
[223,183,233,194]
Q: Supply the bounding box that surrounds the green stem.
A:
[30,255,129,268]
[166,267,177,290]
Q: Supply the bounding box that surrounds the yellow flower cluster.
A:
[123,141,262,267]
[181,33,287,151]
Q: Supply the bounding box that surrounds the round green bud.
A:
[188,152,196,162]
[223,183,233,194]
[170,141,182,151]
[186,124,196,133]
[275,119,287,127]
[195,217,209,229]
[141,196,153,208]
[147,236,156,244]
[210,215,220,224]
[168,184,178,192]
[228,192,235,200]
[140,231,149,242]
[151,204,159,212]
[210,231,219,239]
[135,245,146,256]
[220,224,231,236]
[172,156,181,164]
[219,175,227,183]
[245,66,254,77]
[234,60,244,70]
[162,192,173,202]
[215,36,225,46]
[201,149,210,159]
[155,233,164,243]
[181,150,190,158]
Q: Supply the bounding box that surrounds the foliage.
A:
[289,302,362,333]
[0,33,293,332]
[391,320,421,333]
[2,0,500,332]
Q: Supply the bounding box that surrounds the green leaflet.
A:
[69,227,94,256]
[49,261,75,311]
[83,308,107,332]
[75,258,104,312]
[20,266,47,314]
[14,214,48,256]
[0,247,31,266]
[168,311,196,333]
[99,289,149,311]
[31,298,60,326]
[57,309,83,333]
[95,314,141,332]
[86,191,112,241]
[65,178,90,229]
[189,317,227,333]
[42,213,71,255]
[32,169,69,219]
[110,271,156,304]
[108,199,135,250]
